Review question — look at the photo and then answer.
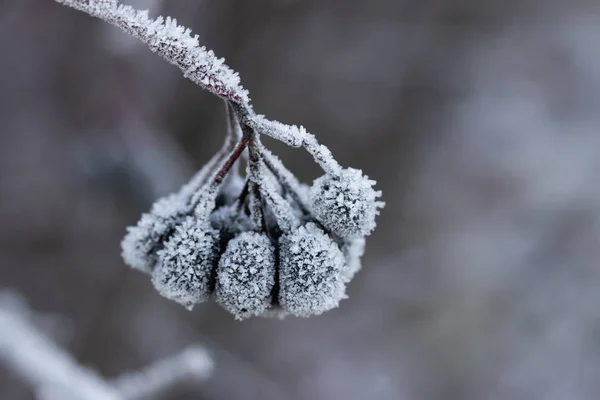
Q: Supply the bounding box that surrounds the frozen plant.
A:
[0,291,213,400]
[56,0,384,319]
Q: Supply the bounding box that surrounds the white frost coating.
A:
[310,168,384,239]
[225,100,243,143]
[121,148,223,274]
[248,182,264,231]
[341,237,366,282]
[121,193,189,274]
[279,223,347,317]
[55,0,385,319]
[111,346,213,399]
[55,0,249,104]
[258,142,310,209]
[246,114,305,148]
[251,161,298,232]
[153,216,220,309]
[55,0,314,150]
[215,232,276,320]
[1,292,214,399]
[302,133,341,175]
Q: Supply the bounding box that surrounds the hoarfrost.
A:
[279,223,347,317]
[310,168,384,239]
[121,193,189,273]
[152,216,220,309]
[215,232,276,319]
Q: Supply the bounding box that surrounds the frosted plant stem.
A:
[245,128,298,232]
[110,346,213,399]
[300,133,341,175]
[224,100,245,179]
[225,101,243,144]
[189,138,247,207]
[0,299,123,400]
[248,181,265,232]
[0,292,214,400]
[256,141,310,215]
[56,1,306,147]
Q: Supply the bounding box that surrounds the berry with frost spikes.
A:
[121,193,188,274]
[341,237,366,282]
[279,223,347,317]
[152,215,220,310]
[310,168,384,239]
[152,188,221,309]
[215,232,276,319]
[121,149,225,274]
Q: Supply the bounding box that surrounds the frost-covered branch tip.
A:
[55,0,384,319]
[55,0,248,104]
[55,0,309,148]
[0,291,213,400]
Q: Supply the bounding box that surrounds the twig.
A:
[0,292,213,400]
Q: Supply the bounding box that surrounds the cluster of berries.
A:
[121,104,383,319]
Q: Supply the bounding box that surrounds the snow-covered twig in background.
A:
[0,293,121,400]
[0,291,213,400]
[110,346,213,399]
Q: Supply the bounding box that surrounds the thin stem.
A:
[225,101,243,143]
[189,139,247,212]
[258,143,310,215]
[245,128,298,232]
[214,139,247,185]
[300,133,341,175]
[249,182,265,232]
[235,179,250,213]
[180,118,238,200]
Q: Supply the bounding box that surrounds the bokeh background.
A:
[2,0,600,399]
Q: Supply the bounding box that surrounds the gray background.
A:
[2,0,600,399]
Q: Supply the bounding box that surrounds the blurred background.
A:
[2,0,600,399]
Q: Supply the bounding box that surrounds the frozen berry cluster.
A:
[54,0,383,319]
[122,103,383,319]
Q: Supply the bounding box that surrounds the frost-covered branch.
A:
[110,346,213,399]
[56,0,308,148]
[0,294,121,400]
[0,292,213,400]
[56,0,384,319]
[55,0,248,104]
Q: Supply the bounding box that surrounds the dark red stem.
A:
[214,139,247,185]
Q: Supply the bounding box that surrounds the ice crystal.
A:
[310,168,384,239]
[152,216,220,309]
[121,194,188,273]
[279,223,347,317]
[215,232,276,320]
